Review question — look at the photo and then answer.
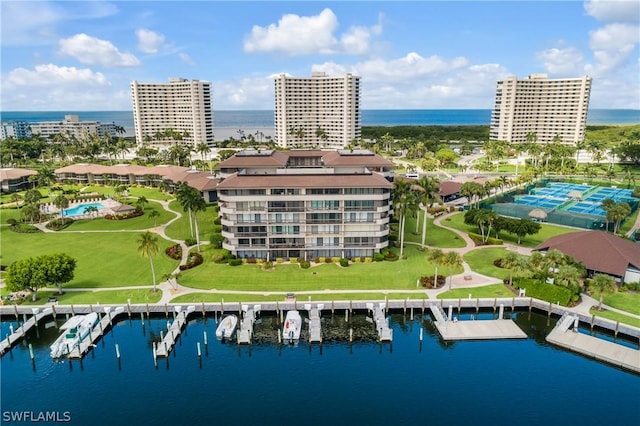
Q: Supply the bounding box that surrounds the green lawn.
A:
[78,185,175,201]
[442,212,579,247]
[463,247,510,280]
[402,215,466,248]
[171,292,429,303]
[178,244,463,292]
[601,291,640,315]
[588,307,640,328]
[0,228,180,288]
[0,207,22,225]
[20,288,163,305]
[59,201,176,231]
[437,284,514,299]
[163,201,218,241]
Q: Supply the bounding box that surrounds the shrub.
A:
[515,279,572,306]
[213,217,222,225]
[6,218,17,226]
[354,257,362,263]
[289,257,298,264]
[374,253,385,262]
[165,244,182,260]
[46,218,74,231]
[493,258,504,268]
[228,258,243,266]
[339,258,349,267]
[9,223,42,233]
[364,257,373,263]
[331,257,341,263]
[179,252,204,270]
[246,258,257,264]
[104,208,143,220]
[185,237,197,246]
[384,251,398,261]
[276,257,284,264]
[210,234,224,248]
[317,257,326,264]
[300,260,311,269]
[212,253,227,264]
[621,282,640,292]
[263,261,274,270]
[420,275,446,288]
[325,257,333,263]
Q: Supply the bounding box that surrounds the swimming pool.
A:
[62,202,106,217]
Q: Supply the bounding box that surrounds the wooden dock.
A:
[154,306,196,358]
[368,302,392,342]
[237,305,261,345]
[305,304,323,343]
[68,306,126,359]
[0,307,54,356]
[546,312,640,373]
[429,302,527,341]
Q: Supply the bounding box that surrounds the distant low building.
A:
[534,231,640,284]
[30,115,118,140]
[1,121,32,140]
[0,168,37,193]
[438,181,463,202]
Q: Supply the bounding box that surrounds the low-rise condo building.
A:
[490,74,591,144]
[216,149,394,260]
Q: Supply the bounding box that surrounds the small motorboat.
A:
[282,310,301,344]
[216,314,238,339]
[50,312,99,358]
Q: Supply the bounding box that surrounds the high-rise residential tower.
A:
[490,74,591,144]
[131,78,214,147]
[274,72,361,149]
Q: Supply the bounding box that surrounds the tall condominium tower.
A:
[274,72,361,149]
[490,74,591,144]
[131,78,214,147]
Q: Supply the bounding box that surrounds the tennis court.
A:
[515,195,565,209]
[584,187,636,204]
[565,202,606,216]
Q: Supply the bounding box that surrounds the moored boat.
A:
[216,314,238,339]
[282,310,302,343]
[49,312,99,358]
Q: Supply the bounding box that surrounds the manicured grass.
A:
[59,201,176,231]
[79,185,175,201]
[463,247,511,280]
[437,284,514,299]
[20,289,162,305]
[588,308,640,328]
[443,212,579,248]
[178,244,463,292]
[619,207,639,236]
[402,215,466,248]
[0,207,23,225]
[601,291,640,315]
[0,228,180,288]
[171,292,429,303]
[163,201,218,241]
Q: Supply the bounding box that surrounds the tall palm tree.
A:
[138,232,159,292]
[413,176,439,248]
[136,196,148,211]
[176,182,195,237]
[393,179,416,258]
[588,274,616,311]
[442,251,463,290]
[190,190,207,252]
[315,127,328,147]
[195,142,211,161]
[427,248,444,287]
[53,194,69,217]
[36,166,56,188]
[148,209,160,226]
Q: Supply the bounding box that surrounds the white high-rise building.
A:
[131,78,214,147]
[490,74,591,144]
[274,72,361,149]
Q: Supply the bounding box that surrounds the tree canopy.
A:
[5,253,77,300]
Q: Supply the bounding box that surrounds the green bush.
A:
[213,217,221,225]
[276,257,284,264]
[210,234,224,248]
[515,279,573,306]
[185,237,197,246]
[300,260,311,269]
[622,282,640,292]
[374,253,385,262]
[264,261,273,270]
[331,257,341,263]
[339,258,349,267]
[289,257,298,264]
[228,258,243,266]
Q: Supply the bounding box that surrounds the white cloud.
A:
[584,0,640,23]
[178,53,195,65]
[244,8,382,55]
[346,52,468,82]
[589,23,639,49]
[59,33,140,67]
[135,29,166,54]
[215,76,275,109]
[0,64,133,110]
[536,47,585,75]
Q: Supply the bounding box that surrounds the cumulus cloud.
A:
[59,33,140,67]
[536,47,585,75]
[244,8,382,55]
[215,76,275,109]
[135,29,166,54]
[0,64,133,110]
[584,0,639,23]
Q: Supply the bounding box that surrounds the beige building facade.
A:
[490,74,591,144]
[274,72,361,149]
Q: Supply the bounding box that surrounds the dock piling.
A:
[419,328,423,342]
[115,344,120,359]
[29,344,34,360]
[197,342,201,358]
[203,331,208,347]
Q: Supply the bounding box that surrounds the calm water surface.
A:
[1,311,638,425]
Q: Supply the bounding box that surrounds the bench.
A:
[464,275,473,281]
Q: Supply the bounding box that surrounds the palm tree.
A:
[393,179,417,258]
[83,205,99,218]
[195,142,211,161]
[149,209,160,226]
[176,182,195,237]
[53,194,69,217]
[427,248,444,287]
[442,251,463,290]
[588,274,616,311]
[600,198,616,232]
[138,232,159,292]
[413,176,439,248]
[315,127,328,147]
[136,196,148,211]
[501,252,524,287]
[10,192,23,208]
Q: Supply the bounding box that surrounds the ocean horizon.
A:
[1,109,638,140]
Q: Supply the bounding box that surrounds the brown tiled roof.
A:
[216,151,289,168]
[217,172,393,190]
[439,181,462,196]
[55,164,190,178]
[179,172,220,191]
[321,151,395,167]
[217,149,394,170]
[533,231,640,277]
[0,168,37,180]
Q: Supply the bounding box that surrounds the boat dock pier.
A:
[305,304,324,344]
[368,302,393,342]
[155,306,196,358]
[237,305,261,345]
[68,306,126,359]
[0,307,54,355]
[546,312,640,374]
[428,302,527,341]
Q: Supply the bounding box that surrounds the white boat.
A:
[282,310,302,343]
[50,312,99,358]
[215,314,238,339]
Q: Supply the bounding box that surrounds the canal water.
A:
[1,311,638,425]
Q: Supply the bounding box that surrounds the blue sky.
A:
[1,1,639,111]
